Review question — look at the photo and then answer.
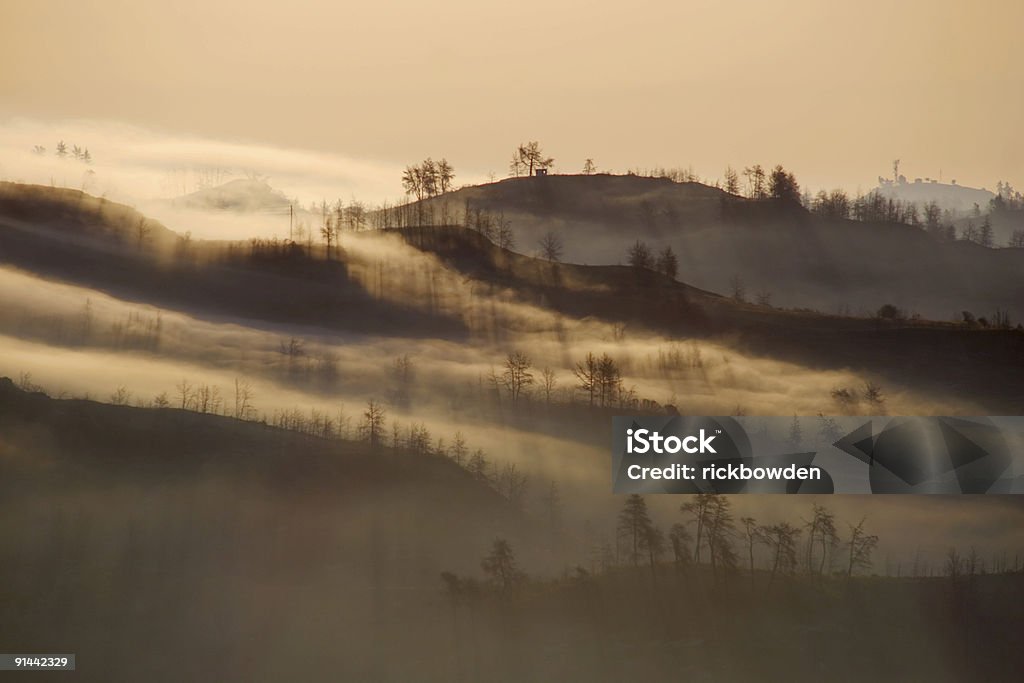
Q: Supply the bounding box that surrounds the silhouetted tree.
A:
[681,494,714,563]
[134,218,151,249]
[813,189,850,219]
[481,538,525,593]
[627,240,653,270]
[803,503,838,575]
[496,214,515,249]
[723,166,740,195]
[501,351,534,404]
[574,352,599,406]
[232,378,255,419]
[669,523,692,569]
[540,367,557,404]
[496,462,529,509]
[596,354,622,407]
[743,164,767,198]
[360,399,387,449]
[978,216,994,248]
[761,522,801,585]
[617,494,655,566]
[538,230,563,262]
[705,495,738,576]
[845,517,879,578]
[510,141,554,177]
[741,516,761,579]
[582,158,597,175]
[655,245,678,279]
[436,158,455,193]
[769,165,800,204]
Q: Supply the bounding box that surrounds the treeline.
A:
[443,491,1024,603]
[479,349,660,411]
[106,369,537,509]
[33,140,93,163]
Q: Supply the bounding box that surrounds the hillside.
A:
[0,378,534,682]
[418,175,1024,321]
[395,226,1024,413]
[169,178,292,213]
[0,182,463,339]
[2,182,1023,413]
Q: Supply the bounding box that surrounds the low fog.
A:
[1,129,1022,683]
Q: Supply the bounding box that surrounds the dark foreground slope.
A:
[420,174,1024,320]
[0,379,530,682]
[3,382,1023,683]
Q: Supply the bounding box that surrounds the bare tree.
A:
[481,538,525,593]
[233,378,255,419]
[496,462,529,509]
[495,214,515,249]
[669,523,692,570]
[574,352,599,406]
[655,245,678,279]
[743,164,767,198]
[761,522,801,585]
[510,141,554,177]
[175,378,193,410]
[448,432,469,465]
[627,240,653,270]
[537,230,563,262]
[617,494,655,567]
[436,158,455,193]
[723,166,740,195]
[359,399,386,449]
[596,354,622,407]
[741,516,761,580]
[845,517,879,578]
[502,351,534,404]
[540,367,557,404]
[134,218,152,250]
[582,158,597,175]
[803,503,837,575]
[704,495,738,577]
[680,494,714,563]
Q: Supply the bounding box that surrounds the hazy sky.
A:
[2,0,1021,193]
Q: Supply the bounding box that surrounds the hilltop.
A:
[169,178,292,213]
[416,174,1024,321]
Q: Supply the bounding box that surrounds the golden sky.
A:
[2,0,1021,191]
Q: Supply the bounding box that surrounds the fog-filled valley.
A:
[2,137,1024,681]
